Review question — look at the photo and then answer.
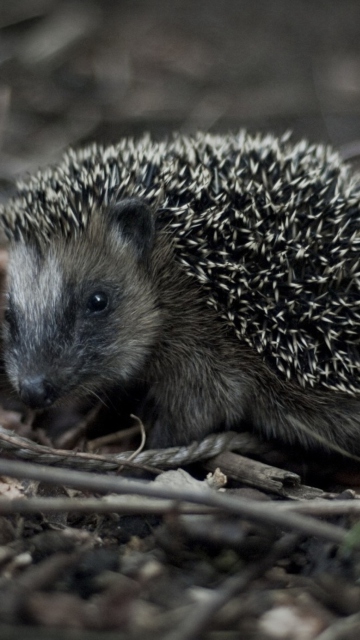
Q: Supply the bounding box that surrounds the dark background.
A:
[0,0,360,185]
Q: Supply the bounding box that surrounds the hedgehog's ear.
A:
[108,198,155,262]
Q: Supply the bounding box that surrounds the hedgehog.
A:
[2,130,360,451]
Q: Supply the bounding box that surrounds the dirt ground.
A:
[1,2,360,639]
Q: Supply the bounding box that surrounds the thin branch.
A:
[0,427,263,471]
[0,495,218,516]
[205,451,301,495]
[0,428,161,474]
[1,495,359,519]
[275,498,360,515]
[0,457,352,546]
[125,414,147,462]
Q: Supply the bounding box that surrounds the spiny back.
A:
[2,131,360,395]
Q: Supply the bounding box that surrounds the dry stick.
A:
[124,414,147,463]
[0,496,217,516]
[163,534,299,640]
[0,457,351,546]
[0,427,264,470]
[0,428,162,474]
[276,499,360,515]
[206,450,301,495]
[0,496,359,518]
[206,451,325,499]
[0,428,322,497]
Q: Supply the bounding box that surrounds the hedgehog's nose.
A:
[19,376,56,409]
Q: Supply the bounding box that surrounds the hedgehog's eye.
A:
[86,292,109,314]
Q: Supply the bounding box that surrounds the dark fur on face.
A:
[4,200,161,407]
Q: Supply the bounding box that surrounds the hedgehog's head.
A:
[3,198,161,408]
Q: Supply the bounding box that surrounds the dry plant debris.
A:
[0,430,358,639]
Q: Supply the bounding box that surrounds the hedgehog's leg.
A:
[144,349,251,448]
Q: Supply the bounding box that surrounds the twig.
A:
[115,416,147,474]
[0,496,218,516]
[0,427,264,471]
[275,498,360,515]
[0,427,161,474]
[205,451,324,498]
[0,457,352,546]
[2,496,358,519]
[205,451,301,495]
[125,414,147,463]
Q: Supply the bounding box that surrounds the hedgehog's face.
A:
[3,198,161,409]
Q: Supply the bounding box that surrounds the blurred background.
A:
[0,0,360,188]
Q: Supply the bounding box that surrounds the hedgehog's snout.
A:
[19,375,58,409]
